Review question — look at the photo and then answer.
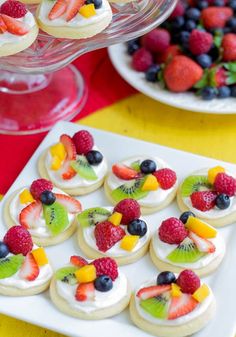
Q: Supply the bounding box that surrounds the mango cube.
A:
[186,216,217,239]
[208,166,225,185]
[120,235,139,251]
[75,265,96,283]
[171,283,182,297]
[192,284,210,303]
[32,247,49,266]
[50,142,66,160]
[51,155,63,171]
[141,174,159,191]
[19,189,34,204]
[108,212,122,226]
[79,4,96,18]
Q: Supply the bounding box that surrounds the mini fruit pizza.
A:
[150,212,225,277]
[36,0,112,39]
[0,0,38,57]
[0,226,53,296]
[50,255,131,319]
[38,130,108,196]
[104,156,178,214]
[130,269,215,337]
[177,166,236,226]
[3,178,82,246]
[77,198,150,265]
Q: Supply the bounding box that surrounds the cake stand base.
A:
[0,65,87,135]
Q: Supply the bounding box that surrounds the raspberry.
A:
[132,48,153,72]
[0,0,27,18]
[114,198,141,225]
[190,191,217,212]
[30,178,53,200]
[169,1,185,20]
[214,173,236,197]
[94,221,125,252]
[141,28,170,53]
[153,168,177,190]
[177,269,200,294]
[72,130,94,155]
[158,217,188,244]
[189,29,213,56]
[3,226,33,256]
[92,257,118,281]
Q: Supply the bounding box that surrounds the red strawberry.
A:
[177,269,200,294]
[137,285,171,300]
[60,134,77,180]
[19,252,40,281]
[189,29,213,56]
[94,221,125,252]
[114,198,141,225]
[48,0,67,20]
[132,48,153,72]
[214,172,236,196]
[153,168,177,190]
[222,34,236,62]
[0,15,7,33]
[201,7,233,29]
[169,1,185,20]
[65,0,84,21]
[0,0,27,18]
[70,255,88,267]
[112,164,140,180]
[210,67,228,87]
[54,193,82,213]
[19,201,42,230]
[1,14,29,35]
[141,28,171,54]
[188,231,215,253]
[30,178,53,200]
[3,226,33,256]
[164,56,203,93]
[156,45,182,64]
[61,160,76,180]
[75,282,95,301]
[168,293,198,320]
[190,191,217,212]
[158,217,188,244]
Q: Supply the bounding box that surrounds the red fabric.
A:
[0,48,136,195]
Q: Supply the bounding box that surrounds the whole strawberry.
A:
[189,29,213,56]
[141,28,170,54]
[201,7,233,29]
[158,217,188,244]
[210,67,228,88]
[3,226,33,256]
[222,34,236,62]
[94,221,125,252]
[155,45,182,64]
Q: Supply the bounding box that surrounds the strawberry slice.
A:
[189,231,216,253]
[65,0,85,21]
[19,201,42,230]
[70,255,88,267]
[55,193,82,213]
[168,293,198,320]
[137,285,171,300]
[1,14,29,36]
[19,252,40,281]
[112,164,140,180]
[75,282,95,301]
[0,15,7,34]
[60,134,77,180]
[48,0,68,20]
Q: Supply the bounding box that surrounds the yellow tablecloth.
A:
[1,93,236,337]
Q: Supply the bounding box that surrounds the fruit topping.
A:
[94,221,125,252]
[168,293,198,320]
[3,226,33,256]
[141,174,159,191]
[177,270,200,294]
[167,237,204,263]
[1,13,29,35]
[179,211,195,224]
[70,155,98,180]
[72,130,94,155]
[92,257,118,281]
[214,172,236,197]
[171,283,182,298]
[190,191,217,211]
[132,48,153,72]
[86,150,103,165]
[181,175,211,197]
[215,194,230,209]
[157,271,176,285]
[60,134,76,180]
[127,219,147,237]
[153,168,177,190]
[201,6,233,29]
[120,235,139,251]
[70,255,88,267]
[188,231,215,253]
[130,160,141,172]
[77,207,111,227]
[0,254,24,279]
[0,15,7,33]
[208,166,225,185]
[222,33,236,62]
[112,164,140,180]
[50,142,66,161]
[189,29,213,56]
[75,265,96,283]
[113,198,141,225]
[30,179,53,200]
[19,189,34,204]
[0,242,9,259]
[75,282,95,301]
[79,4,96,18]
[19,252,40,281]
[185,216,217,239]
[192,284,210,303]
[0,0,27,18]
[137,284,171,300]
[32,247,48,266]
[19,200,42,230]
[158,217,188,245]
[111,178,148,202]
[140,160,157,174]
[94,275,113,292]
[66,0,85,20]
[85,0,102,9]
[55,266,77,285]
[43,202,69,235]
[40,190,56,205]
[108,212,122,226]
[140,292,170,319]
[141,28,170,54]
[54,193,82,213]
[48,0,67,20]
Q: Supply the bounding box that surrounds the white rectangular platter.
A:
[0,121,236,337]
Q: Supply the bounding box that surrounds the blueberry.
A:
[184,19,196,31]
[213,0,225,5]
[208,46,220,61]
[128,219,147,237]
[197,0,208,9]
[196,54,212,68]
[40,190,56,205]
[0,242,9,259]
[86,0,102,8]
[201,87,217,100]
[218,86,231,99]
[127,39,140,55]
[229,0,236,10]
[145,65,160,82]
[179,211,196,224]
[157,271,176,285]
[231,86,236,97]
[140,159,156,174]
[171,16,185,30]
[179,31,190,47]
[94,275,113,292]
[216,194,230,210]
[227,17,236,32]
[223,27,232,34]
[185,8,201,21]
[86,150,103,165]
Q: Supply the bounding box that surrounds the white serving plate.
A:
[0,121,236,337]
[108,44,236,114]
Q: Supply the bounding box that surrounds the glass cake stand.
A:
[0,0,177,134]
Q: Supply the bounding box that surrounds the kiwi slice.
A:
[140,292,170,319]
[43,202,69,236]
[55,266,78,285]
[181,175,212,197]
[167,237,205,263]
[130,160,141,172]
[77,207,112,227]
[0,254,24,279]
[111,178,148,202]
[70,156,98,181]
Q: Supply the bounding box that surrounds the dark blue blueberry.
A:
[196,54,212,68]
[171,16,185,30]
[213,0,225,5]
[128,219,147,237]
[201,87,217,100]
[0,242,9,259]
[185,8,201,21]
[229,0,236,10]
[227,17,236,32]
[140,159,156,174]
[86,0,102,9]
[157,272,176,285]
[86,150,103,165]
[216,194,230,210]
[184,19,196,31]
[94,275,113,292]
[145,65,160,82]
[179,211,196,224]
[197,0,208,9]
[223,27,232,34]
[179,31,190,47]
[40,190,56,205]
[127,39,140,55]
[231,86,236,97]
[218,86,231,99]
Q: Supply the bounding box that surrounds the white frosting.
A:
[135,278,213,326]
[45,146,108,188]
[9,187,75,238]
[56,271,128,312]
[106,156,177,207]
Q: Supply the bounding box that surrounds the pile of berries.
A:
[127,0,236,100]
